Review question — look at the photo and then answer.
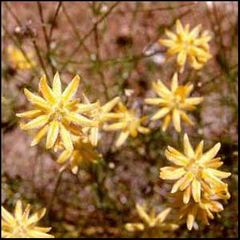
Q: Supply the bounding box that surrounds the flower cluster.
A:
[7,46,36,70]
[125,203,178,235]
[2,17,232,238]
[2,200,54,238]
[159,20,212,72]
[160,134,231,230]
[145,73,203,132]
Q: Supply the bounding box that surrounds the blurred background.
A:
[1,1,238,238]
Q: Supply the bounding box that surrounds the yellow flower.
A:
[57,136,100,174]
[2,200,54,238]
[7,46,36,70]
[16,72,97,151]
[125,203,178,233]
[160,134,231,204]
[103,102,150,147]
[79,94,120,146]
[170,192,224,231]
[145,73,203,132]
[159,20,212,72]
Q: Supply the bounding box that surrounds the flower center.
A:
[50,100,66,121]
[185,158,203,177]
[12,222,28,237]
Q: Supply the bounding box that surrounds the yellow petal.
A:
[77,102,99,113]
[90,127,99,146]
[184,97,203,106]
[14,200,23,221]
[46,121,59,149]
[176,19,184,34]
[59,123,73,151]
[65,112,97,127]
[27,230,54,238]
[24,89,51,111]
[57,150,72,164]
[159,39,175,47]
[195,140,204,159]
[171,73,178,92]
[103,122,127,131]
[152,80,171,98]
[179,111,194,126]
[136,204,150,224]
[187,206,197,231]
[22,204,31,222]
[144,98,168,105]
[183,185,191,204]
[162,114,171,132]
[62,74,80,101]
[200,143,221,163]
[201,169,226,187]
[165,29,177,40]
[1,206,15,224]
[189,24,202,38]
[52,72,62,96]
[192,178,201,202]
[31,125,48,146]
[156,208,171,223]
[183,134,195,158]
[21,115,49,130]
[171,175,187,193]
[160,167,186,180]
[177,51,187,67]
[28,208,46,225]
[138,126,150,134]
[116,131,129,147]
[165,148,189,166]
[179,172,194,191]
[101,96,120,113]
[172,109,181,132]
[207,168,231,179]
[125,223,145,232]
[151,107,170,121]
[39,74,56,103]
[16,110,42,119]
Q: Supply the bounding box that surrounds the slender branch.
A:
[48,1,62,41]
[61,3,91,55]
[46,164,68,214]
[60,2,120,71]
[37,2,50,49]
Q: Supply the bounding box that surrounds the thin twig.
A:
[48,1,62,41]
[61,3,91,55]
[60,2,120,71]
[46,164,68,214]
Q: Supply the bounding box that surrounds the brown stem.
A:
[46,164,67,214]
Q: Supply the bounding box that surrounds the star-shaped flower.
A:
[103,102,150,147]
[16,72,97,151]
[2,200,54,238]
[145,73,203,132]
[159,20,212,72]
[160,134,231,204]
[125,203,178,233]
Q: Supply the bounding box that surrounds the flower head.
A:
[125,203,178,233]
[16,72,97,151]
[170,192,224,231]
[103,102,150,147]
[79,94,120,146]
[145,73,203,132]
[2,200,54,238]
[7,46,36,70]
[160,134,231,204]
[57,135,100,174]
[159,20,212,72]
